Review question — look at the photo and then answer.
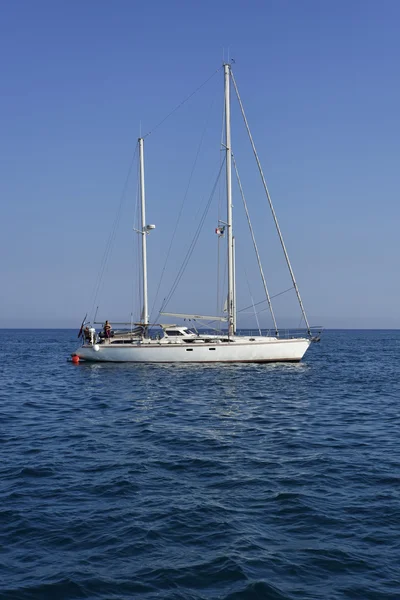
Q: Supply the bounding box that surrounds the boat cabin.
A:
[161,325,196,339]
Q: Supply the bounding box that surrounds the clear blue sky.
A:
[1,0,400,328]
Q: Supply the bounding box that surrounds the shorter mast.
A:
[138,137,149,329]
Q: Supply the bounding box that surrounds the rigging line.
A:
[159,168,223,314]
[220,245,228,333]
[159,158,225,313]
[132,231,141,322]
[187,318,224,332]
[230,70,311,335]
[159,158,226,315]
[205,323,225,332]
[143,66,223,139]
[271,286,294,300]
[196,320,224,329]
[89,144,138,321]
[232,153,278,335]
[218,86,226,221]
[149,87,219,322]
[238,286,294,314]
[217,234,226,330]
[243,268,262,336]
[136,192,142,321]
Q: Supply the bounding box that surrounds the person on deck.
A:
[104,320,112,339]
[84,326,91,342]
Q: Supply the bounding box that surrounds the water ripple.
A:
[0,329,399,599]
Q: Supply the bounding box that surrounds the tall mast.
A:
[224,63,235,336]
[138,137,149,328]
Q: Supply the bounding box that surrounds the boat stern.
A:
[72,344,101,362]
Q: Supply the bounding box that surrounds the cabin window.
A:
[167,331,184,336]
[186,348,193,351]
[209,348,216,351]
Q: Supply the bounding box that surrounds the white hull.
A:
[74,337,311,363]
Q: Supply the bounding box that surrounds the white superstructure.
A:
[76,326,310,363]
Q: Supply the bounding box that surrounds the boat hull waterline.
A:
[74,337,311,363]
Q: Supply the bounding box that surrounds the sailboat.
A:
[72,64,320,363]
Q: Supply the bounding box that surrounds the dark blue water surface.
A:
[1,329,399,600]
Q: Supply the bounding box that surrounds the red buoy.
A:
[71,355,80,364]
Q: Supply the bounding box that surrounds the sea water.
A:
[0,329,399,599]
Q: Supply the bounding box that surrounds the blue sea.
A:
[1,329,399,599]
